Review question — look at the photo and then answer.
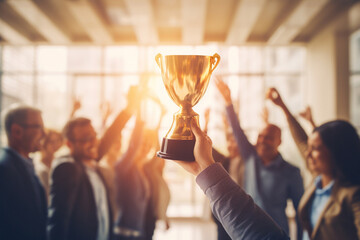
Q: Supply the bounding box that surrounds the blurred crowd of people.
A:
[0,86,170,240]
[1,75,360,240]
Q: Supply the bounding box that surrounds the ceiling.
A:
[0,0,359,46]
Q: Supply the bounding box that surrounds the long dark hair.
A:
[314,120,360,185]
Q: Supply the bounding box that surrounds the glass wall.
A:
[350,29,360,131]
[0,44,306,218]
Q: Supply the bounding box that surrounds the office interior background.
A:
[0,0,359,239]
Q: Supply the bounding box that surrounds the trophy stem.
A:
[157,106,199,161]
[179,105,197,117]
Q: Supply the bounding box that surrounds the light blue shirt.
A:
[303,175,334,240]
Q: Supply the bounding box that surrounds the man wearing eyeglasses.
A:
[0,105,47,240]
[48,87,140,240]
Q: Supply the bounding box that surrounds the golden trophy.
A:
[155,53,220,161]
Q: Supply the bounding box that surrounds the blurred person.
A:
[48,87,140,240]
[226,133,244,186]
[35,129,63,200]
[98,101,122,221]
[221,110,244,187]
[0,105,47,240]
[114,117,152,240]
[98,133,122,222]
[267,88,360,240]
[144,157,170,233]
[143,109,171,236]
[142,130,170,239]
[175,120,289,240]
[215,77,304,239]
[114,83,168,240]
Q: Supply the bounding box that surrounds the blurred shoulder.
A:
[335,183,360,201]
[51,154,81,174]
[52,154,75,168]
[0,148,16,165]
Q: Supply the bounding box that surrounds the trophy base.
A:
[157,138,195,162]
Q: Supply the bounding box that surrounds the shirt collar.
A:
[314,175,335,195]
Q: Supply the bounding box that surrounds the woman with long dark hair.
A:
[268,88,360,240]
[298,120,360,240]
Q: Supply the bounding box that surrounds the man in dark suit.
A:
[0,105,47,240]
[48,88,140,240]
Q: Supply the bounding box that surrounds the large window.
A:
[0,45,306,218]
[350,29,360,131]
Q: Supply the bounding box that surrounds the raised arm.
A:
[69,97,81,119]
[299,106,316,129]
[266,88,308,161]
[215,77,256,160]
[174,120,289,240]
[97,86,141,160]
[114,116,144,172]
[203,108,210,134]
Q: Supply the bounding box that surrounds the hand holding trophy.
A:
[155,53,220,161]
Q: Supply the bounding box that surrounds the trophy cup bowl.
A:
[156,53,220,161]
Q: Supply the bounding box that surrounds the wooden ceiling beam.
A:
[0,19,30,44]
[226,0,267,44]
[66,0,113,44]
[8,0,70,43]
[268,0,329,45]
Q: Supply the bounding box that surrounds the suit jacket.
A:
[299,181,360,240]
[48,155,113,240]
[0,147,47,240]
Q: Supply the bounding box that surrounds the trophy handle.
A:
[210,53,221,73]
[155,53,162,68]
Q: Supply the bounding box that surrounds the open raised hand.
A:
[299,106,316,128]
[266,88,285,108]
[70,97,81,119]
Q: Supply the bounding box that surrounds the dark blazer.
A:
[0,147,47,240]
[299,181,360,240]
[48,155,113,240]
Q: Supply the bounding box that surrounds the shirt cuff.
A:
[196,163,228,191]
